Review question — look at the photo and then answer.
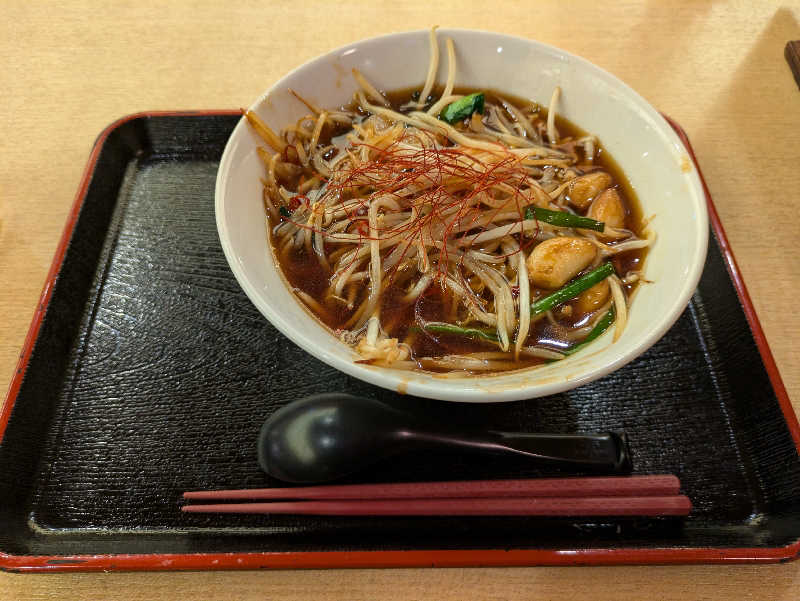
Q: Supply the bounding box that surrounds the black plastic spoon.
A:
[257,393,632,483]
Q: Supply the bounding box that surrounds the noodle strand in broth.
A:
[247,29,652,375]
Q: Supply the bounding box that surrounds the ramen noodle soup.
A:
[245,29,652,375]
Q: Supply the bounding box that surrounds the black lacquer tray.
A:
[1,111,798,571]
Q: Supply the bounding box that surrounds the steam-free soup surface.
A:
[262,86,648,373]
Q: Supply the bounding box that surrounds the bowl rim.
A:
[215,27,709,402]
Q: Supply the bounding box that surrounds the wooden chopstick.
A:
[182,475,680,501]
[786,41,800,89]
[181,476,691,517]
[181,495,691,516]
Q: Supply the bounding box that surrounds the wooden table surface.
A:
[2,0,799,598]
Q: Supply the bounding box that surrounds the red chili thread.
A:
[283,129,550,287]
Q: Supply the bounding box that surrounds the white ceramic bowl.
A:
[215,28,708,402]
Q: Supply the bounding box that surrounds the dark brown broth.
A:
[269,87,648,370]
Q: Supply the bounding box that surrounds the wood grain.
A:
[1,0,799,598]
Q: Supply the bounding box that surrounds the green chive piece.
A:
[440,93,485,124]
[531,262,615,316]
[562,306,616,356]
[525,206,605,232]
[422,322,498,343]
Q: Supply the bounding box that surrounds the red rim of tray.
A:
[0,111,797,572]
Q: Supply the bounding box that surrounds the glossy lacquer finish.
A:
[0,113,799,572]
[258,394,631,482]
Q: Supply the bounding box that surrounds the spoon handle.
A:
[489,431,632,473]
[404,429,632,474]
